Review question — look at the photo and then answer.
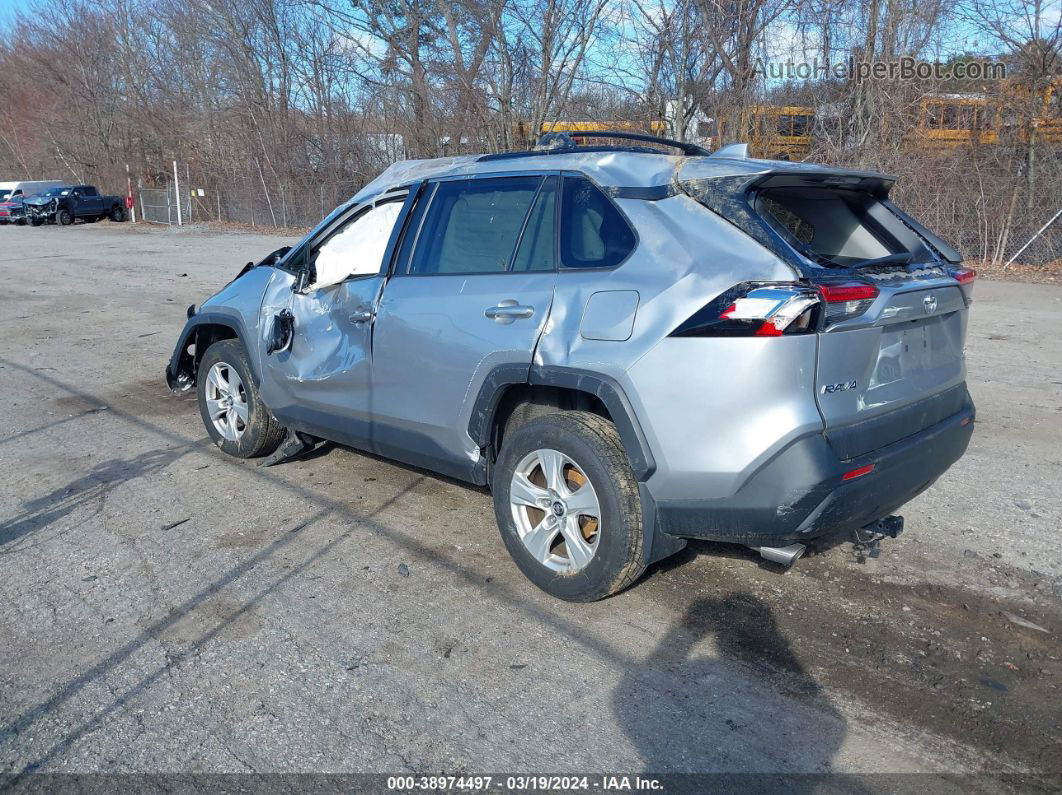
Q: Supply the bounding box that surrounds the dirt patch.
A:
[972,259,1062,284]
[645,542,1062,781]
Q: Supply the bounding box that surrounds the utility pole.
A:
[173,160,182,226]
[126,163,136,223]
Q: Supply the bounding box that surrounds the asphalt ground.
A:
[1,222,1059,788]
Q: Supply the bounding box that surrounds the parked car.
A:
[0,196,27,225]
[23,184,127,226]
[0,179,66,203]
[166,131,976,601]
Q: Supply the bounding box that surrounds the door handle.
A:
[350,308,375,324]
[485,301,534,323]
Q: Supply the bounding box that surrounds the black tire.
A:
[197,339,285,458]
[30,217,43,227]
[109,205,126,222]
[492,411,645,601]
[57,208,73,226]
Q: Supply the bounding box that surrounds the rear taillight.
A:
[950,267,976,302]
[817,280,879,324]
[671,283,821,338]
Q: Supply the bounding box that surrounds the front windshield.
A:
[39,187,70,197]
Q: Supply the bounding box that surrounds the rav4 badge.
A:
[821,381,858,394]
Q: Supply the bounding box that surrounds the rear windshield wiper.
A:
[847,253,913,269]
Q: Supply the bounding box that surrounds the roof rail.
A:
[534,130,711,157]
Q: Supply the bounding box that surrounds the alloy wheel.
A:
[204,361,249,441]
[509,448,601,573]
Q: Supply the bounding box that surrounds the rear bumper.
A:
[654,389,975,545]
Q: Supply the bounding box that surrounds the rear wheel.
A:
[109,205,126,222]
[197,340,285,458]
[492,411,645,601]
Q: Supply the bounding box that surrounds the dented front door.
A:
[255,194,410,447]
[257,268,383,446]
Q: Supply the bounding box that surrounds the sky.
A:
[0,0,29,29]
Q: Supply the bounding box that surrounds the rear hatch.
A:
[678,159,973,456]
[814,277,969,458]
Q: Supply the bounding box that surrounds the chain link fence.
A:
[138,184,192,226]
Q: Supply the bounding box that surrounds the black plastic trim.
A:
[165,312,257,390]
[528,365,657,480]
[605,184,677,201]
[654,397,974,545]
[465,364,657,482]
[826,384,969,460]
[467,364,534,449]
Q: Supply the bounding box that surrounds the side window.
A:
[560,176,636,269]
[408,176,541,275]
[512,176,557,272]
[310,200,403,287]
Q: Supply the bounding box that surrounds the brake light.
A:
[950,267,976,303]
[818,283,878,303]
[817,280,878,325]
[672,282,821,338]
[842,464,875,481]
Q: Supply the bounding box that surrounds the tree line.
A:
[0,0,1058,262]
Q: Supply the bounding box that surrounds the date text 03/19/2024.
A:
[385,775,664,791]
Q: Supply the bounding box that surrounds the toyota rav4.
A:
[166,132,976,601]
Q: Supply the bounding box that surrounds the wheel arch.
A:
[469,364,657,482]
[165,312,258,391]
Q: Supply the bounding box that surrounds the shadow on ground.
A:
[613,594,848,782]
[0,448,187,554]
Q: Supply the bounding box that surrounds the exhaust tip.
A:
[753,543,806,568]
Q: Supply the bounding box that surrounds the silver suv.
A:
[167,132,976,601]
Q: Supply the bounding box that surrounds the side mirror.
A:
[266,309,294,355]
[258,246,291,267]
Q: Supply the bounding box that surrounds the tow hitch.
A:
[853,515,904,561]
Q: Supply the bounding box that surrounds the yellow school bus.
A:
[712,106,814,160]
[742,106,814,159]
[1023,79,1062,144]
[912,95,998,148]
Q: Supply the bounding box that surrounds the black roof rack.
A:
[475,130,712,163]
[478,144,666,163]
[536,130,711,157]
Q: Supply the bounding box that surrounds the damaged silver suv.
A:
[167,132,976,601]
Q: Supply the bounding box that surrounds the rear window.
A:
[755,187,905,267]
[560,176,635,268]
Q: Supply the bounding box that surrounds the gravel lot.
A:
[1,223,1059,787]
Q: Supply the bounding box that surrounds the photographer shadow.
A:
[612,593,856,791]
